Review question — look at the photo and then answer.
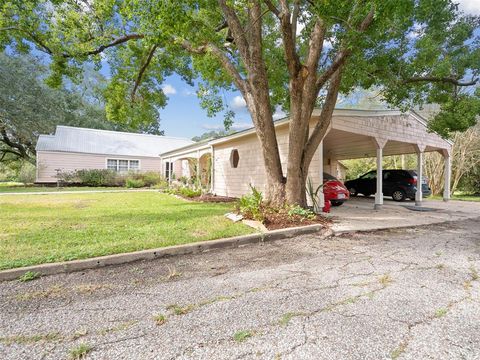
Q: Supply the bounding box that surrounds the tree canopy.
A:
[0,53,158,163]
[1,0,478,203]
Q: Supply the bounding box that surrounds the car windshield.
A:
[360,171,376,179]
[323,172,337,181]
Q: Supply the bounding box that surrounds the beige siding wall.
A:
[36,151,161,182]
[212,121,322,198]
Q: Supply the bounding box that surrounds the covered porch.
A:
[160,142,213,189]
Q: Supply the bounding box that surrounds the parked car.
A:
[323,172,350,206]
[344,169,432,202]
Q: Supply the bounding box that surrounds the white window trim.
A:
[105,158,142,172]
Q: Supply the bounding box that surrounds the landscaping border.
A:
[0,224,331,282]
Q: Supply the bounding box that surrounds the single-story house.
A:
[36,109,452,209]
[160,109,452,209]
[35,125,193,182]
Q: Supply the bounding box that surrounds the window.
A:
[360,171,377,180]
[130,160,139,171]
[165,161,173,180]
[106,159,140,172]
[230,149,239,168]
[107,159,117,171]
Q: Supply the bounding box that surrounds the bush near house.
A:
[57,169,166,188]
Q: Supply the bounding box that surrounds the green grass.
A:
[0,192,254,270]
[0,184,128,193]
[430,193,480,202]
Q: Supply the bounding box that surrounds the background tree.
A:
[0,53,162,164]
[1,0,478,205]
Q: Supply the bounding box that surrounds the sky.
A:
[149,0,480,139]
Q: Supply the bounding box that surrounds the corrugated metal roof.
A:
[36,126,194,157]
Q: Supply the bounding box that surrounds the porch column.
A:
[443,149,451,201]
[318,140,325,209]
[373,137,387,210]
[210,146,215,194]
[415,144,426,207]
[196,150,200,186]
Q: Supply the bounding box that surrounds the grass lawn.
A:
[0,192,254,270]
[0,184,126,193]
[430,193,480,202]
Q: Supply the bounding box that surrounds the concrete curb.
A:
[0,224,330,282]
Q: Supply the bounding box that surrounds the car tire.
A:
[331,201,344,207]
[392,189,406,202]
[348,187,358,197]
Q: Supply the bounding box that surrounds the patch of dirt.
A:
[187,194,237,203]
[263,212,330,230]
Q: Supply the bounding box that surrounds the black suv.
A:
[344,169,432,202]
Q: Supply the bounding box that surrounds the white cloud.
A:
[161,84,177,95]
[456,0,480,15]
[182,88,195,96]
[230,95,247,110]
[272,107,287,120]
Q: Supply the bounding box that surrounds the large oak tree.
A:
[1,0,479,204]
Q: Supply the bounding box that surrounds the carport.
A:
[320,109,452,209]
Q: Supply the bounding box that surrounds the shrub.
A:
[126,178,145,188]
[287,205,316,220]
[17,162,36,184]
[177,187,201,198]
[76,169,117,187]
[141,171,162,187]
[236,185,264,221]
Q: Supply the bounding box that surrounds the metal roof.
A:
[36,126,194,157]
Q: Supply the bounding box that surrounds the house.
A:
[35,126,193,183]
[36,109,452,209]
[160,109,452,209]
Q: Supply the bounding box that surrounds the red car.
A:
[323,172,350,206]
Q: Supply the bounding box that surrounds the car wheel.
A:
[348,187,358,197]
[392,189,406,202]
[331,201,344,207]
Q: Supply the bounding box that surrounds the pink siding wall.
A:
[212,122,322,198]
[36,151,161,183]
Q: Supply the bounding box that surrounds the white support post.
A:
[318,140,325,209]
[373,137,387,210]
[210,146,215,194]
[415,150,424,206]
[375,147,383,210]
[196,150,201,186]
[443,151,451,201]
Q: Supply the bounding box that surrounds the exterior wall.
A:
[36,151,161,183]
[212,121,322,198]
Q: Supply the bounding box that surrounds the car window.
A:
[323,172,337,180]
[360,171,376,180]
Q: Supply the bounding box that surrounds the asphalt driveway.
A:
[1,217,480,360]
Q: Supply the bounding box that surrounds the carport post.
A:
[415,144,426,207]
[318,140,325,209]
[443,150,451,201]
[373,138,387,210]
[415,152,424,206]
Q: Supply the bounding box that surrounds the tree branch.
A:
[263,0,280,17]
[131,45,158,103]
[65,34,144,58]
[403,76,478,87]
[315,6,375,90]
[278,0,301,76]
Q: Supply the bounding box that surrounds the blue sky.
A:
[153,75,259,139]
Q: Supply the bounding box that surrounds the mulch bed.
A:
[176,194,237,203]
[263,212,331,230]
